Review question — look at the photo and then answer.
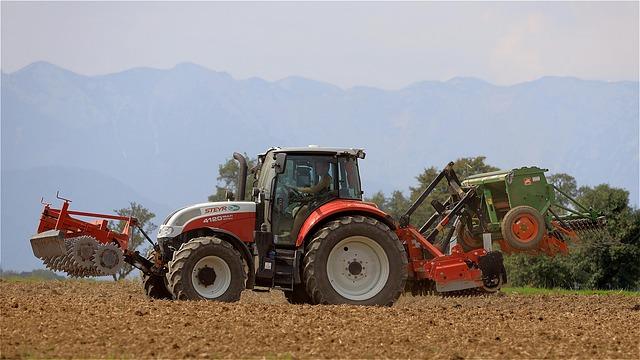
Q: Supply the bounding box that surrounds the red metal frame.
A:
[36,200,137,249]
[292,198,490,290]
[496,221,573,256]
[396,226,487,288]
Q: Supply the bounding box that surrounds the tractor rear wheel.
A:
[501,206,545,250]
[167,237,245,302]
[142,250,172,300]
[303,216,407,306]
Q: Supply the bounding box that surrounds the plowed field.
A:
[1,280,639,359]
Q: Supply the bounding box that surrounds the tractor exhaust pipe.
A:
[233,152,247,201]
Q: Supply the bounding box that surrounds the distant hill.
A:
[1,61,638,271]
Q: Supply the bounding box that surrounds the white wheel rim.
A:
[326,236,390,301]
[192,256,231,299]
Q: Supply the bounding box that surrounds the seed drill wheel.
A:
[501,206,545,250]
[167,237,245,302]
[303,216,407,306]
[142,250,172,300]
[454,223,483,252]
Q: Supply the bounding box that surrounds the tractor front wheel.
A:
[303,216,407,306]
[501,206,545,250]
[167,237,245,302]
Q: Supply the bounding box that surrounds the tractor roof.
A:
[262,146,366,159]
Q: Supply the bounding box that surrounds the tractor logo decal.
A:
[203,204,241,214]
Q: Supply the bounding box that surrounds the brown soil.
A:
[1,280,639,359]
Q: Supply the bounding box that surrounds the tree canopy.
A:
[208,154,258,202]
[109,202,157,281]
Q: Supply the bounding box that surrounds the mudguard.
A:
[295,199,396,247]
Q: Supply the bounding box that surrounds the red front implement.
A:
[30,193,141,277]
[34,197,136,252]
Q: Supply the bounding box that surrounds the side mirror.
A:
[273,153,286,174]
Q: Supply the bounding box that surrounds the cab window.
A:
[338,156,362,200]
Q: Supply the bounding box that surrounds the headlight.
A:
[157,226,174,238]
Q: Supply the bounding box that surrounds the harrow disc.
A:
[563,217,607,238]
[69,236,99,268]
[93,243,124,275]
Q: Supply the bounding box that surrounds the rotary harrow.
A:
[30,192,149,277]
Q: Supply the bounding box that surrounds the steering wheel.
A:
[283,184,311,202]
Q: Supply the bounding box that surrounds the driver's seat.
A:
[296,167,311,187]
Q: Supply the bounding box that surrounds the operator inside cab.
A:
[270,152,362,246]
[298,160,333,195]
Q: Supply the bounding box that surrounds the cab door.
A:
[271,155,337,246]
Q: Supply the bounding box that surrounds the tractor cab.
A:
[253,147,365,246]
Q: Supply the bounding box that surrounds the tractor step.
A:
[273,249,297,291]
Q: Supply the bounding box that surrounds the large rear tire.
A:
[501,206,545,250]
[167,237,245,302]
[303,216,407,306]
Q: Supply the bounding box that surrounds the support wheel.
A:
[454,223,483,252]
[501,206,545,250]
[142,251,172,300]
[303,216,407,306]
[167,237,245,301]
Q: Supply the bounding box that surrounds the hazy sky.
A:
[1,1,638,89]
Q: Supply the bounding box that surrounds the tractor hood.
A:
[157,201,256,238]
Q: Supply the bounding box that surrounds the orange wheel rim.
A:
[511,214,539,242]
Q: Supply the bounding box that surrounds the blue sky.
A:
[1,1,638,89]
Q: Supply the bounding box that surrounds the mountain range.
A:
[1,61,638,271]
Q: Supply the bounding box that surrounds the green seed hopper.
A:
[456,166,604,255]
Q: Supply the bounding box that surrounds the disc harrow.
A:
[40,236,122,277]
[562,217,607,236]
[30,195,137,278]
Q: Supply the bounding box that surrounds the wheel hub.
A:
[348,261,363,276]
[326,236,390,301]
[197,266,217,287]
[191,256,232,299]
[512,215,537,241]
[100,248,118,268]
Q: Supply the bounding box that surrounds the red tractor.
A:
[32,147,510,305]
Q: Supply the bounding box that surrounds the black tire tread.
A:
[302,215,407,306]
[501,205,545,250]
[167,236,245,301]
